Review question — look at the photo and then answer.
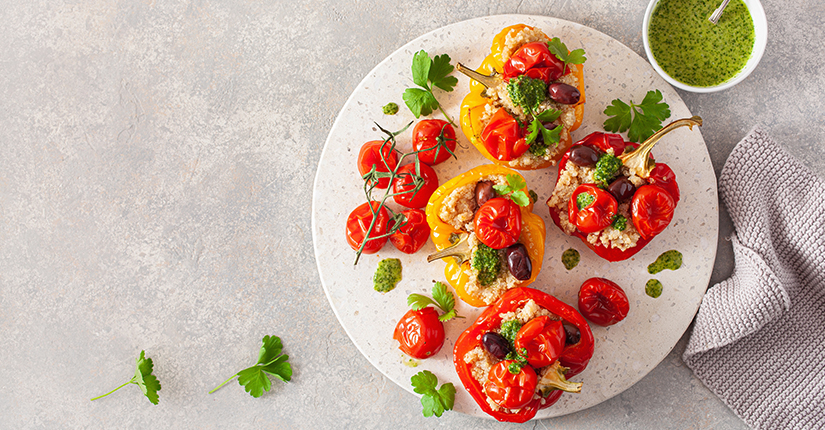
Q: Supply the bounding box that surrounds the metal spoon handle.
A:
[708,0,732,24]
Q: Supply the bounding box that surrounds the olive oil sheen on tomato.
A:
[648,0,755,87]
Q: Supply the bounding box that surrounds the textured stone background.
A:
[0,0,822,428]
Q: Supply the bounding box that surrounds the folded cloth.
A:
[683,127,825,430]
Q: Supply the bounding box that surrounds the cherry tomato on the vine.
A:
[578,277,630,326]
[393,307,445,359]
[480,108,529,161]
[474,197,522,249]
[357,140,398,189]
[345,201,389,254]
[631,184,675,240]
[412,119,457,166]
[392,163,439,209]
[484,360,538,409]
[568,184,618,233]
[514,316,566,368]
[389,209,430,254]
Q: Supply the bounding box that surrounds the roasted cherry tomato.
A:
[357,140,399,189]
[474,197,522,249]
[392,163,439,208]
[412,119,457,166]
[502,41,565,83]
[568,184,618,234]
[514,316,565,368]
[480,109,529,161]
[631,184,676,240]
[648,163,680,204]
[393,307,445,359]
[578,277,630,326]
[484,360,538,409]
[345,201,389,254]
[389,209,430,254]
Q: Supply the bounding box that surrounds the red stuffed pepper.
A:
[453,287,594,423]
[546,117,701,261]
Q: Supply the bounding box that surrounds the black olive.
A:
[475,180,495,207]
[607,177,636,201]
[504,243,532,281]
[482,332,511,360]
[563,322,580,345]
[568,145,600,167]
[548,82,580,104]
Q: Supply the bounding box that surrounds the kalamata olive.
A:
[475,180,495,207]
[568,145,600,167]
[504,243,532,281]
[482,332,511,360]
[608,177,636,201]
[563,322,580,345]
[548,82,580,105]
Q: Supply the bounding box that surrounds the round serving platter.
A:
[312,14,718,420]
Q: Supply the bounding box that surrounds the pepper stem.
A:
[538,362,582,394]
[456,63,502,89]
[619,116,702,178]
[426,233,472,264]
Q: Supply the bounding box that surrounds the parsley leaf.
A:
[547,38,587,73]
[492,174,530,206]
[603,90,671,143]
[411,370,456,417]
[407,281,461,322]
[90,350,161,405]
[209,335,292,398]
[403,50,457,124]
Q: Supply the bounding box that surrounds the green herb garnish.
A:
[603,90,671,143]
[499,319,523,346]
[407,281,462,322]
[492,174,530,206]
[547,37,587,73]
[91,350,161,405]
[403,51,458,124]
[373,258,402,293]
[209,335,292,398]
[411,370,456,418]
[506,348,529,374]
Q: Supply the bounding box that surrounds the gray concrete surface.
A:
[1,0,822,428]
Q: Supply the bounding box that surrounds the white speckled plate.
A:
[313,15,717,420]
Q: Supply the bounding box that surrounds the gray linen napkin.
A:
[683,127,825,430]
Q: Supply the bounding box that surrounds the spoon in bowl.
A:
[708,0,732,24]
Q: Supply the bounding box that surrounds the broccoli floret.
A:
[472,243,501,286]
[373,258,402,293]
[593,153,623,185]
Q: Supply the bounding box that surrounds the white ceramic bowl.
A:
[642,0,768,92]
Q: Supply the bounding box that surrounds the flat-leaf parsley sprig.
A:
[91,350,161,405]
[403,50,458,125]
[209,335,292,398]
[493,174,531,207]
[547,37,587,75]
[603,90,671,143]
[353,122,456,265]
[407,281,463,322]
[411,370,456,417]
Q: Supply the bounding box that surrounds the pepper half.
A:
[453,287,595,422]
[459,24,586,170]
[425,165,545,307]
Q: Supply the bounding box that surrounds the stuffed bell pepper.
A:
[546,117,701,261]
[457,24,586,170]
[425,165,545,307]
[454,287,595,422]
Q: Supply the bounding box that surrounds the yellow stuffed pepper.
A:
[425,165,546,307]
[458,24,586,170]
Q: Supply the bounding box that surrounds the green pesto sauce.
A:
[382,102,399,115]
[649,0,754,87]
[472,243,501,287]
[648,250,683,274]
[373,258,402,293]
[506,75,547,114]
[576,192,595,210]
[594,153,622,185]
[561,248,580,270]
[646,279,664,298]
